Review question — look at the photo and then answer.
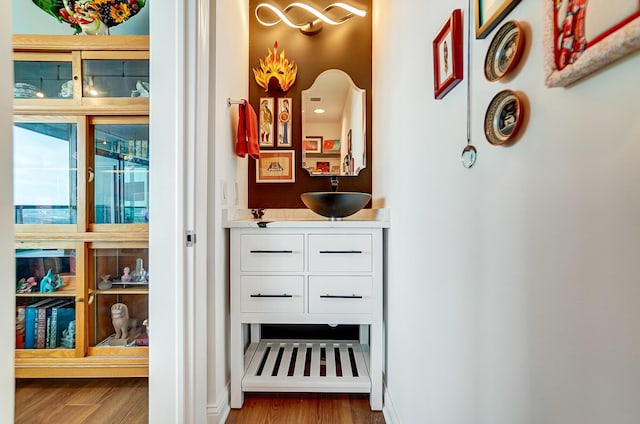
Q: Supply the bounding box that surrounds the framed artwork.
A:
[256,150,295,183]
[475,0,522,39]
[277,97,292,147]
[303,136,323,153]
[544,0,640,87]
[433,9,464,99]
[315,161,330,173]
[258,97,274,147]
[322,139,340,153]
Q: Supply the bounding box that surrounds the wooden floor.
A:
[15,378,148,424]
[15,379,385,423]
[226,393,386,424]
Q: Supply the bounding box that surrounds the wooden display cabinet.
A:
[13,35,149,378]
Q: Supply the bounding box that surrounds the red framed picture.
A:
[433,9,464,99]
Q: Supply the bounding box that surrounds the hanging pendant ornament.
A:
[253,41,298,93]
[461,0,477,168]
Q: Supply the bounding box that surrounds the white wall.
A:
[0,3,14,423]
[374,1,640,423]
[209,1,248,422]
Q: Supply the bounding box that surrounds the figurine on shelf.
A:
[16,277,38,293]
[109,303,142,346]
[131,258,148,283]
[60,320,76,349]
[98,274,112,290]
[121,266,132,282]
[39,269,63,293]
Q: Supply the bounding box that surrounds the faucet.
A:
[330,176,339,192]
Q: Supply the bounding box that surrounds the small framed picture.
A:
[315,161,330,173]
[256,150,295,183]
[302,136,323,153]
[475,0,522,39]
[277,97,292,147]
[433,9,463,99]
[258,97,274,147]
[322,139,340,153]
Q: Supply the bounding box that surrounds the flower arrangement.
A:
[33,0,146,35]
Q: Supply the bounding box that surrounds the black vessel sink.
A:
[300,192,372,219]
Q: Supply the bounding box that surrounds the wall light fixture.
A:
[255,2,366,34]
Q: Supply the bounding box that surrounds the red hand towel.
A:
[236,100,260,160]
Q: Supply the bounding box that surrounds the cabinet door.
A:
[13,116,81,230]
[13,52,79,106]
[14,241,84,358]
[81,51,149,101]
[87,243,148,356]
[88,116,150,230]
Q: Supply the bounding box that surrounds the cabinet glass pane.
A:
[15,248,77,350]
[14,61,73,99]
[94,124,149,224]
[83,59,149,98]
[91,248,148,348]
[13,123,78,224]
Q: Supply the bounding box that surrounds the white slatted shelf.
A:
[242,340,371,393]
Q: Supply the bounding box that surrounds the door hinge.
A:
[186,231,196,247]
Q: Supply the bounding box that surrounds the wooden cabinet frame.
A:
[13,35,149,379]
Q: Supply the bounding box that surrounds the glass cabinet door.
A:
[15,242,82,357]
[88,245,148,355]
[13,53,75,100]
[82,55,149,99]
[90,118,149,226]
[13,117,78,226]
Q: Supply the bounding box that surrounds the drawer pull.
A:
[319,250,363,254]
[250,293,293,298]
[250,250,294,254]
[320,294,363,299]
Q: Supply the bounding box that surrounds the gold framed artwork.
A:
[256,150,295,183]
[475,0,522,39]
[544,0,640,87]
[258,97,274,147]
[277,97,292,147]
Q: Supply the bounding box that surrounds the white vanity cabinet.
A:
[229,224,384,410]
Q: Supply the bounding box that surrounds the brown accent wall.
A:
[248,0,372,208]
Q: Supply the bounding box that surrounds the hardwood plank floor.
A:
[15,378,148,424]
[225,393,386,424]
[16,379,385,423]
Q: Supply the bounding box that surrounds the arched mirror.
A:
[301,69,366,176]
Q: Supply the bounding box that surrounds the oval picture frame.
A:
[484,20,525,82]
[484,89,524,145]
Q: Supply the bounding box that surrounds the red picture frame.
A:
[433,9,464,99]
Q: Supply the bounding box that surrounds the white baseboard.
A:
[207,383,230,424]
[383,383,400,424]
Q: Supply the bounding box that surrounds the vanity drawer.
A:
[308,234,372,272]
[240,275,304,313]
[308,276,373,314]
[240,234,304,272]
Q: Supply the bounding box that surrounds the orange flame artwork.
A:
[253,41,298,92]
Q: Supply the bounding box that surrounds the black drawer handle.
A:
[250,250,294,254]
[318,250,363,254]
[320,294,363,299]
[250,293,293,298]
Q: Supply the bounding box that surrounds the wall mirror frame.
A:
[301,69,366,177]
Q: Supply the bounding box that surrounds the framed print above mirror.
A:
[433,9,463,99]
[475,0,522,39]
